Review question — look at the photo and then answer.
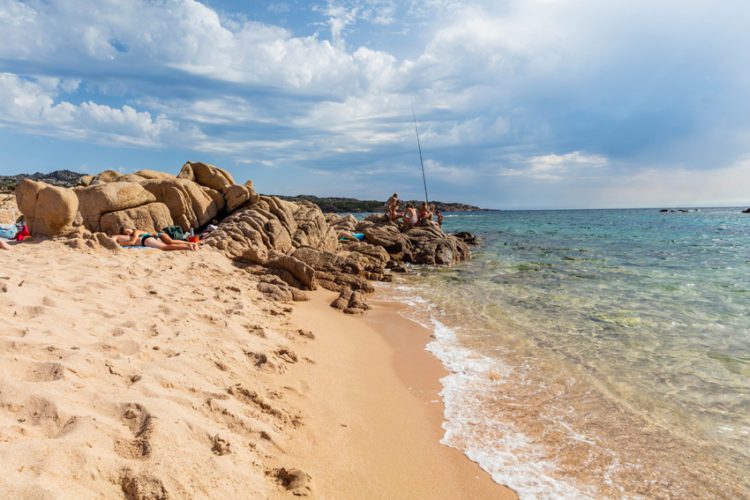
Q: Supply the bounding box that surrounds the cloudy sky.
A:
[1,0,749,209]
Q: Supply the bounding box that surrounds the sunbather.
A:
[402,203,418,227]
[0,239,11,250]
[114,228,199,251]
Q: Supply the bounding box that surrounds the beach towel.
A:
[0,224,17,239]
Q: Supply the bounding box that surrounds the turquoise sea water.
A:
[387,208,750,498]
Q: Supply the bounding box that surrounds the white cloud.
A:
[0,73,201,146]
[0,0,400,95]
[502,152,609,181]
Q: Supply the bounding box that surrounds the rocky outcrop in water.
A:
[14,161,474,311]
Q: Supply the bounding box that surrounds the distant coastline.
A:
[272,194,487,213]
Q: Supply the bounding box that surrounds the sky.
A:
[1,0,749,209]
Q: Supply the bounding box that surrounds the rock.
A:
[74,182,156,232]
[405,226,469,265]
[386,261,407,273]
[291,201,338,252]
[141,179,222,230]
[134,169,174,180]
[330,290,370,314]
[99,202,173,235]
[177,161,235,193]
[0,196,18,224]
[257,276,309,302]
[224,184,253,213]
[452,231,479,246]
[265,253,317,290]
[118,174,147,183]
[742,208,750,214]
[15,179,79,237]
[293,246,386,288]
[203,197,308,263]
[63,230,121,251]
[326,213,358,233]
[92,170,121,184]
[359,223,411,261]
[202,187,225,213]
[221,181,262,215]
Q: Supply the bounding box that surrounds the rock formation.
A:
[14,161,474,312]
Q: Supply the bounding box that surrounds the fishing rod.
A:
[412,104,429,205]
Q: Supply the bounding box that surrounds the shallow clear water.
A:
[387,208,750,498]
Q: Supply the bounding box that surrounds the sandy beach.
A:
[0,240,513,498]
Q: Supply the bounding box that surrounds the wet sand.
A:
[283,289,516,499]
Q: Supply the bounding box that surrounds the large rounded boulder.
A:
[99,203,173,234]
[15,179,79,237]
[177,161,235,192]
[74,182,156,232]
[141,178,223,230]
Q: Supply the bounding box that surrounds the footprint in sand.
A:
[210,434,231,455]
[227,384,303,428]
[114,403,154,460]
[27,362,64,382]
[275,348,298,364]
[119,468,168,500]
[243,350,278,372]
[19,396,64,438]
[21,305,47,320]
[268,467,312,496]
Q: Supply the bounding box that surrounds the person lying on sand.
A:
[114,228,199,251]
[0,239,11,250]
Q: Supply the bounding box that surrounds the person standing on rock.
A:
[386,193,399,221]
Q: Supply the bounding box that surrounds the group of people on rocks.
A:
[385,193,443,229]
